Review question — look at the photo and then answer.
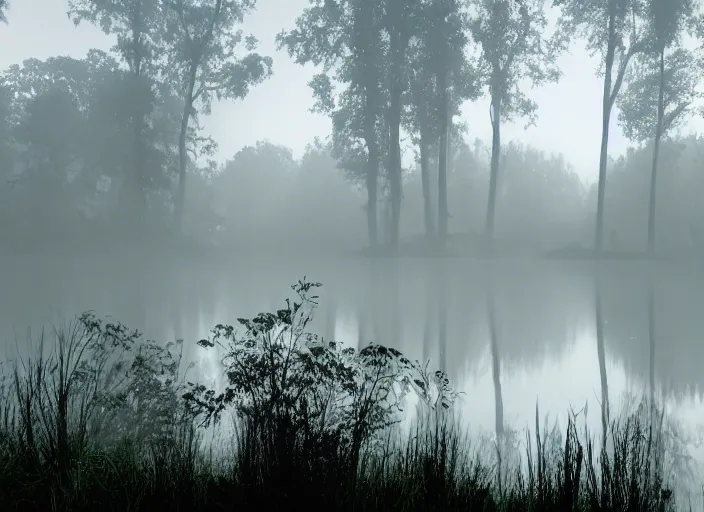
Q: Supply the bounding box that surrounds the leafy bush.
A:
[183,279,459,490]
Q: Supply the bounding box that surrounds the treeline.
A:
[210,135,704,254]
[0,0,272,247]
[0,0,703,255]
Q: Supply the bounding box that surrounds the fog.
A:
[2,0,704,506]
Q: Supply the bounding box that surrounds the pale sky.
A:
[2,0,703,185]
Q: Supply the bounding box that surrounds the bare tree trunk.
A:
[485,89,502,248]
[420,131,435,242]
[388,84,403,250]
[648,48,665,256]
[122,12,147,234]
[437,70,449,249]
[356,0,381,252]
[131,106,146,228]
[175,64,197,236]
[595,2,633,255]
[364,122,379,250]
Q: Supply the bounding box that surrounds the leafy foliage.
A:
[183,279,459,466]
[471,0,564,126]
[163,0,273,113]
[68,0,165,77]
[163,0,273,232]
[554,0,646,68]
[618,47,701,142]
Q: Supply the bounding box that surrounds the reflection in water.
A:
[1,252,704,492]
[648,274,656,422]
[437,263,448,373]
[487,280,505,492]
[595,273,609,451]
[3,255,704,398]
[422,272,433,364]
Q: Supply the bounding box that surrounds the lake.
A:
[1,248,703,504]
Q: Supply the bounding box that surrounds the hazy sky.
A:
[2,0,703,185]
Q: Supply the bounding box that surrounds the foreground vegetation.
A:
[0,281,691,511]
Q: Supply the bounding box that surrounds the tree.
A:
[82,56,184,211]
[3,55,103,231]
[381,0,419,249]
[405,0,477,246]
[279,0,387,250]
[471,0,564,247]
[617,0,698,254]
[1,52,184,238]
[15,88,87,230]
[68,0,167,228]
[405,35,439,240]
[555,0,647,253]
[0,84,15,230]
[164,0,272,235]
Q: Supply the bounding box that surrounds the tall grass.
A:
[0,281,691,511]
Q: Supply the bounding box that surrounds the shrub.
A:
[183,279,459,501]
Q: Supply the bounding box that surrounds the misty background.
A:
[2,0,704,502]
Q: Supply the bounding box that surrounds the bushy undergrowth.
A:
[0,280,689,511]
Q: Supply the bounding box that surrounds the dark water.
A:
[2,250,704,496]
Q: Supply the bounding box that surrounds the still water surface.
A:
[2,251,704,502]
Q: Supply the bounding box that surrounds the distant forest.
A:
[1,0,703,256]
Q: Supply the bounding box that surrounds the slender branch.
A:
[662,102,690,133]
[192,82,220,100]
[609,41,645,111]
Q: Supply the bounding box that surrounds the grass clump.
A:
[0,279,691,511]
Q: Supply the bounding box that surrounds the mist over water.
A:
[4,250,704,461]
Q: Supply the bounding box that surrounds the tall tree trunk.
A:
[131,108,146,228]
[388,29,407,251]
[175,64,198,236]
[124,10,146,233]
[120,106,146,233]
[364,109,379,250]
[420,131,435,241]
[355,0,380,252]
[388,94,402,251]
[595,7,617,254]
[384,192,393,245]
[175,104,189,235]
[485,89,502,247]
[648,48,665,256]
[437,70,449,249]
